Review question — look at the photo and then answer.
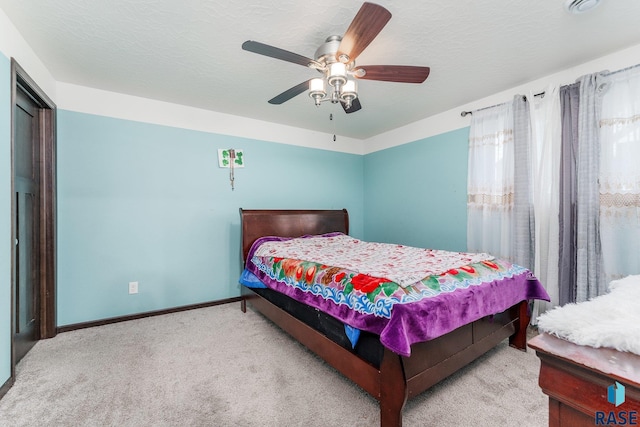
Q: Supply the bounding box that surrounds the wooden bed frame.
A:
[239,208,530,427]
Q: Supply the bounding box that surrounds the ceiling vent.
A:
[564,0,602,14]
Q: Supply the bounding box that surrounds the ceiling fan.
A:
[242,2,430,114]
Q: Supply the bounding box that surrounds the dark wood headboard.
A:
[239,209,349,263]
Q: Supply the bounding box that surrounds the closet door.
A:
[14,85,41,364]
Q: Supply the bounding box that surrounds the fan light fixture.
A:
[242,2,431,115]
[309,63,358,110]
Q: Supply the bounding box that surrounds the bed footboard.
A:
[242,286,529,427]
[380,349,408,427]
[508,300,531,350]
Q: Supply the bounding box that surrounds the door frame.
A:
[10,59,57,379]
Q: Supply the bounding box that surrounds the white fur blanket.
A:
[537,275,640,355]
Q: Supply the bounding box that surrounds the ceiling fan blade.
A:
[337,3,391,63]
[268,80,312,105]
[354,65,430,83]
[242,41,320,68]
[341,98,362,114]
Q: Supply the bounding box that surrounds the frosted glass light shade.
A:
[342,80,357,95]
[309,78,325,94]
[330,62,347,78]
[328,62,347,87]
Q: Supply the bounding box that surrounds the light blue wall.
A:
[0,54,11,386]
[363,127,469,251]
[57,110,364,326]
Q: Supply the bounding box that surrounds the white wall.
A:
[2,7,364,157]
[0,9,56,98]
[364,43,640,154]
[53,40,640,156]
[55,83,365,155]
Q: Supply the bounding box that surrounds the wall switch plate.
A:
[128,281,139,294]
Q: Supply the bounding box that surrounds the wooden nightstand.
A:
[529,333,640,426]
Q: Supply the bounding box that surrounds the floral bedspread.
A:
[253,233,494,288]
[241,233,550,356]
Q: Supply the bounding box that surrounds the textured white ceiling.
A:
[2,0,640,139]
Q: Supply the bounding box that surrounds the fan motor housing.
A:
[314,35,342,65]
[314,35,355,73]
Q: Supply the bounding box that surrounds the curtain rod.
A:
[460,92,545,117]
[604,61,640,77]
[461,62,640,118]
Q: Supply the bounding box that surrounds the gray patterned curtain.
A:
[575,73,607,302]
[558,83,580,305]
[512,95,534,271]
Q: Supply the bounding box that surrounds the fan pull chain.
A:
[330,113,336,142]
[228,149,236,191]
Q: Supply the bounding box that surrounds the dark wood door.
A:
[14,86,41,363]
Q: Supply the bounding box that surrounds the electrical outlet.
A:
[128,281,139,294]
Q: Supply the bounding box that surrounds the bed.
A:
[238,208,549,426]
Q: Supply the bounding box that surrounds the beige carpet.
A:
[0,303,548,426]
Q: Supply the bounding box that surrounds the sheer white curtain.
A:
[467,102,514,260]
[599,67,640,285]
[528,85,561,314]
